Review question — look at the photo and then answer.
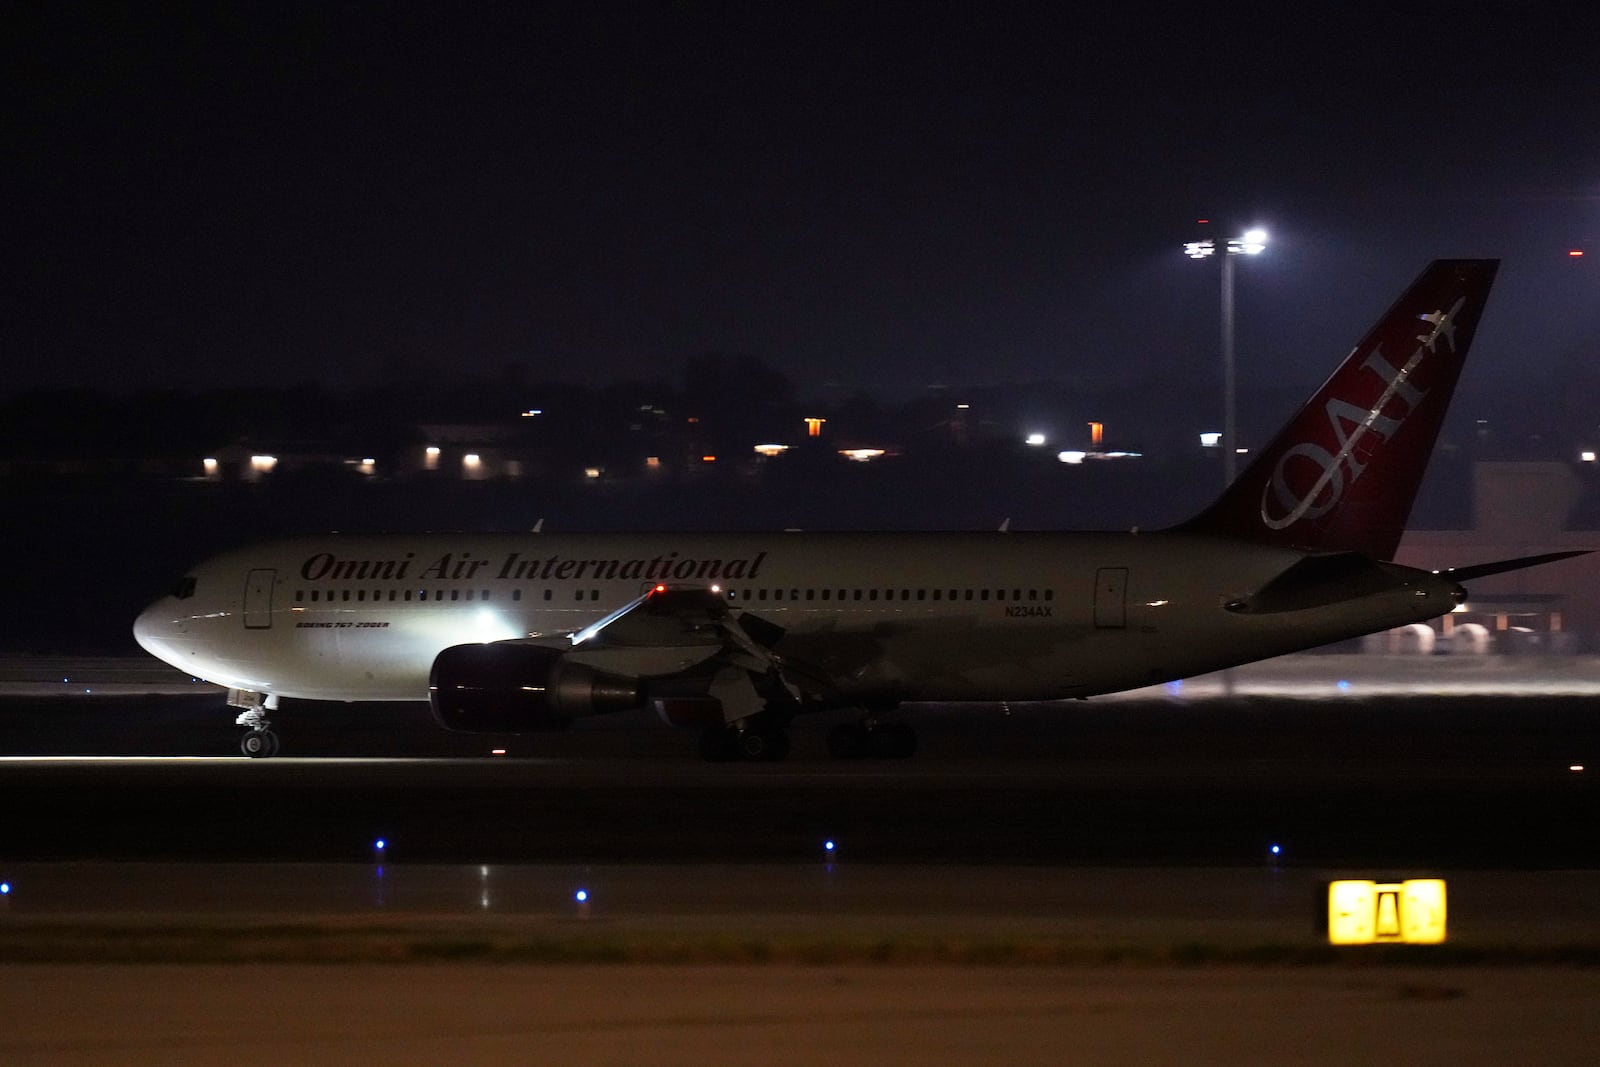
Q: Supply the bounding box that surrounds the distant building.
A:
[1394,462,1599,650]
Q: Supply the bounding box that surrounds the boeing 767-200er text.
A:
[135,259,1583,760]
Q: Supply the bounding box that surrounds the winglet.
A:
[1180,259,1499,560]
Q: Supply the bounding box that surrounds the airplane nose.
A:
[133,602,161,655]
[133,599,180,663]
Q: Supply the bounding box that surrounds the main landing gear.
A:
[697,717,920,762]
[229,689,281,758]
[699,719,791,763]
[826,720,917,759]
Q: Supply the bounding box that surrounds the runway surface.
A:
[3,682,1598,1064]
[0,681,1597,866]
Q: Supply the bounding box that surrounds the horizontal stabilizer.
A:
[1228,552,1407,614]
[1441,550,1590,583]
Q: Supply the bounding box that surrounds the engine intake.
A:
[429,643,643,733]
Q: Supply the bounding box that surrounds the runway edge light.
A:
[1327,879,1447,945]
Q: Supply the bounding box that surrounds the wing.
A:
[429,585,811,733]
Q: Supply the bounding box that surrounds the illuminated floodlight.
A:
[463,453,482,468]
[1570,764,1585,773]
[584,467,602,479]
[753,444,789,457]
[1231,228,1269,255]
[839,448,886,462]
[1184,240,1215,260]
[202,457,219,475]
[1058,450,1086,465]
[425,446,441,456]
[1200,432,1221,448]
[521,409,543,417]
[1582,451,1596,463]
[249,454,278,473]
[1024,433,1047,447]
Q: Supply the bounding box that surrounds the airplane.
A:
[133,258,1585,761]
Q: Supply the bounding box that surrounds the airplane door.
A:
[1093,567,1127,629]
[244,568,276,629]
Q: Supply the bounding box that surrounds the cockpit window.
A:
[170,576,198,600]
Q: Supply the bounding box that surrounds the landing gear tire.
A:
[828,721,916,759]
[241,729,279,758]
[873,722,917,759]
[734,725,790,762]
[827,723,870,759]
[698,724,738,763]
[700,723,791,762]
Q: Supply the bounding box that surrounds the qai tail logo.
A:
[1260,296,1465,531]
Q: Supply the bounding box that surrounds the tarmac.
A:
[2,654,1598,1064]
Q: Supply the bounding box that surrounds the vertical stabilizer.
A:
[1180,259,1499,559]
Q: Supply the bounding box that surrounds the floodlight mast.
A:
[1184,226,1267,485]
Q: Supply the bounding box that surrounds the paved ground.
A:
[2,679,1596,1063]
[4,964,1599,1066]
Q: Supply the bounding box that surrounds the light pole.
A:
[1184,227,1268,486]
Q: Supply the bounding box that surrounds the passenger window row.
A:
[291,586,1054,606]
[725,587,1053,603]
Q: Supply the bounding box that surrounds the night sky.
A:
[8,2,1597,398]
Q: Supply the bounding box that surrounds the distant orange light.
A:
[654,584,666,593]
[1570,249,1585,258]
[701,454,716,462]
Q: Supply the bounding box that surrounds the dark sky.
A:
[7,2,1597,398]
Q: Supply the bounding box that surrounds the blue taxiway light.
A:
[575,889,589,903]
[824,840,836,853]
[374,839,386,851]
[1,882,10,895]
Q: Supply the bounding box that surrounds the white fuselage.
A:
[134,530,1459,707]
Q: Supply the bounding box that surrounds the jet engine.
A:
[428,642,643,732]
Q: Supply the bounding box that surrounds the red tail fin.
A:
[1181,259,1499,559]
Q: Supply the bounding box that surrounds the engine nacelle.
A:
[429,642,643,733]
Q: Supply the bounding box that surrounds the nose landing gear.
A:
[229,689,281,758]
